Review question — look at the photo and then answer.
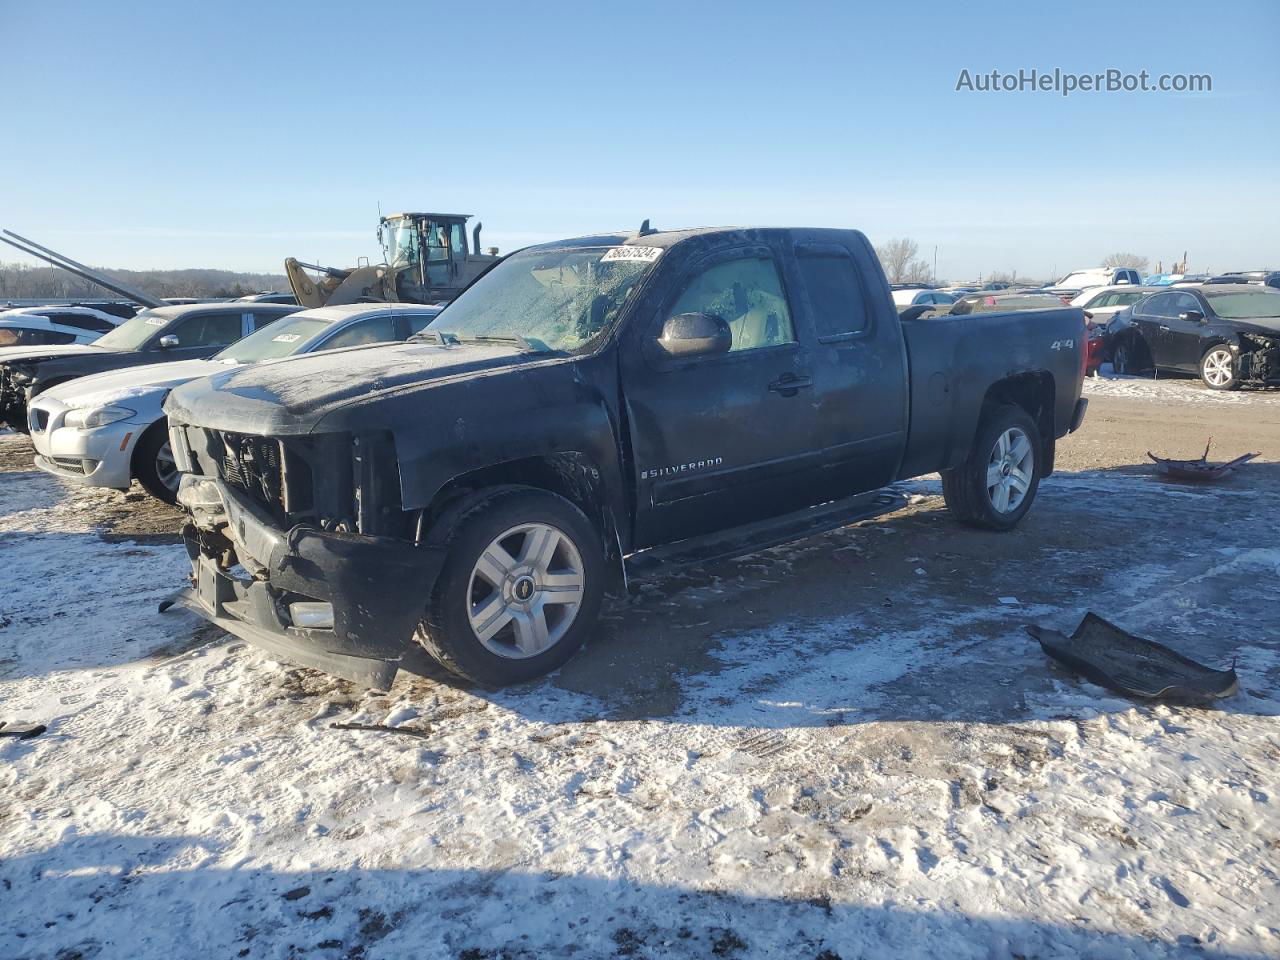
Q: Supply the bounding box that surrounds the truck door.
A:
[792,242,908,496]
[621,247,826,549]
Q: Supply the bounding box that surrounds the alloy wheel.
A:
[986,427,1034,514]
[1202,349,1234,387]
[156,441,180,492]
[466,522,586,659]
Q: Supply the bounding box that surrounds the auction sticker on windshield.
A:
[601,246,663,263]
[272,334,302,343]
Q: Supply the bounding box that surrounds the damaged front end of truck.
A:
[163,422,446,687]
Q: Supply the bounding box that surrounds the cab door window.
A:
[162,312,244,347]
[667,256,794,353]
[317,314,398,351]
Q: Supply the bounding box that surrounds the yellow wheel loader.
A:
[285,213,500,309]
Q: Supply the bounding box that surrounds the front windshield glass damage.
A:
[420,245,660,352]
[214,317,331,364]
[93,309,171,350]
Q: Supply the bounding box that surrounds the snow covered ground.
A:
[1085,369,1280,406]
[2,402,1279,959]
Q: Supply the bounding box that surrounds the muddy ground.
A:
[4,377,1279,719]
[3,374,1279,959]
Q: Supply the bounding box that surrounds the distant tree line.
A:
[0,261,291,301]
[874,238,1158,286]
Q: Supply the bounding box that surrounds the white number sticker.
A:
[272,333,302,343]
[145,317,167,326]
[601,246,663,263]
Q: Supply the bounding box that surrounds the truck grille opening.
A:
[217,431,286,517]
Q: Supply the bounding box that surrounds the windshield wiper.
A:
[466,334,552,353]
[412,329,461,347]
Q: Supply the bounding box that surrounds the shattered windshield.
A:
[420,245,660,352]
[214,317,331,364]
[92,309,171,350]
[1205,290,1280,319]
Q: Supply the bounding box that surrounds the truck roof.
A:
[525,226,867,252]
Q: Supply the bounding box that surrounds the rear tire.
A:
[1111,336,1148,375]
[133,420,180,504]
[416,487,605,686]
[942,404,1042,531]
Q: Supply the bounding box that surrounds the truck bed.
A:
[897,307,1086,479]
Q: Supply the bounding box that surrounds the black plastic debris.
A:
[1148,438,1258,482]
[1027,613,1238,703]
[329,721,433,740]
[0,721,47,739]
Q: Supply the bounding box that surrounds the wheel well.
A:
[421,454,620,561]
[980,372,1056,475]
[128,418,168,474]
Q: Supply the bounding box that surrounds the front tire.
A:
[941,404,1041,531]
[416,487,605,685]
[1199,346,1239,390]
[133,420,180,504]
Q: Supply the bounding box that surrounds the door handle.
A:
[768,375,813,395]
[1159,325,1171,332]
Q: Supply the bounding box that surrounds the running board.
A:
[624,488,908,580]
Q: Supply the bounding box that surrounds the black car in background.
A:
[0,301,298,430]
[1108,284,1280,389]
[1203,271,1280,290]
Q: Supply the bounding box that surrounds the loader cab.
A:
[379,212,481,302]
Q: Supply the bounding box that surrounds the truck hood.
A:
[40,358,231,407]
[0,343,107,366]
[165,340,536,435]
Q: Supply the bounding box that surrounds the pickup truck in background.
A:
[163,227,1089,687]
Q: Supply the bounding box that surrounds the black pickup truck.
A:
[0,302,298,431]
[163,227,1088,687]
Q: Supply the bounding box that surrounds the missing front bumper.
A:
[165,477,446,687]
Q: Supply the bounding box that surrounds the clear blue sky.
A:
[2,0,1276,282]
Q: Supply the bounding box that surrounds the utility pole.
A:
[933,245,937,282]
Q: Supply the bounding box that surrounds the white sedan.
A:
[28,303,441,502]
[1070,285,1161,323]
[0,305,123,347]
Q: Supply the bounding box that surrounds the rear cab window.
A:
[795,249,870,340]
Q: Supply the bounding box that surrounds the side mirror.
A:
[1179,311,1205,323]
[658,312,731,358]
[158,334,180,349]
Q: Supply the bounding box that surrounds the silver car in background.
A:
[28,302,442,502]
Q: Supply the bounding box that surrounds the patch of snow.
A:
[2,432,1279,959]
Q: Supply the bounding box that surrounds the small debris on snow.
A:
[0,721,46,739]
[329,721,434,740]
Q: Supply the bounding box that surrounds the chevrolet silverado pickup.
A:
[162,227,1089,687]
